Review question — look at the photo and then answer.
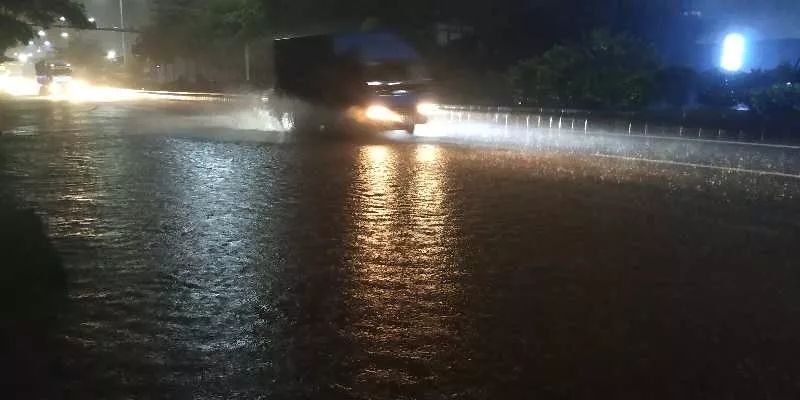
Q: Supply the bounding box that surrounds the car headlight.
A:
[365,105,403,123]
[417,102,439,116]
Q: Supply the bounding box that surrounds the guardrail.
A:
[170,92,797,145]
[137,90,246,103]
[436,104,796,145]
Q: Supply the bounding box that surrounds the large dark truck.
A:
[268,31,436,134]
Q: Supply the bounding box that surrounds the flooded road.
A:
[2,99,800,399]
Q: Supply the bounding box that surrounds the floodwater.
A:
[2,99,800,399]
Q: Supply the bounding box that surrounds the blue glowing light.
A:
[721,33,746,72]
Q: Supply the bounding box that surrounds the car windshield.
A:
[3,1,800,399]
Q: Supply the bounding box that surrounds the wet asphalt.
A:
[2,99,800,399]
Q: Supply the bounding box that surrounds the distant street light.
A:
[28,40,34,46]
[44,41,51,47]
[59,16,66,22]
[88,17,96,23]
[721,33,746,72]
[38,30,46,37]
[106,50,118,61]
[61,32,69,38]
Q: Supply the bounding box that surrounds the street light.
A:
[38,30,46,37]
[721,33,746,72]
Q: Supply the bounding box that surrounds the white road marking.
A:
[593,153,800,179]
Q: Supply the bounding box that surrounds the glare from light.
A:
[48,80,151,103]
[38,30,46,37]
[417,102,440,116]
[365,105,403,123]
[0,76,40,96]
[721,33,746,72]
[106,50,117,60]
[61,32,69,38]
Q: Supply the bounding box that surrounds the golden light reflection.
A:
[412,145,445,233]
[354,145,395,254]
[416,144,440,164]
[348,144,461,387]
[366,145,389,164]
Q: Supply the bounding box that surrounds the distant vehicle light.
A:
[365,105,403,123]
[44,41,51,47]
[61,32,70,38]
[38,30,46,37]
[417,102,439,116]
[366,81,383,86]
[106,50,117,60]
[721,33,746,72]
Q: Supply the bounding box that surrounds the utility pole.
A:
[244,44,251,82]
[119,0,126,65]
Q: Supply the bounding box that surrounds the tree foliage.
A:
[0,0,89,57]
[510,30,659,108]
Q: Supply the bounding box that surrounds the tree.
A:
[509,29,659,109]
[0,0,89,58]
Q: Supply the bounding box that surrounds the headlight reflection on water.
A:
[0,76,169,103]
[49,80,147,103]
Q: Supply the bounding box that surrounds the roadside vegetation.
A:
[0,204,68,397]
[0,0,89,59]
